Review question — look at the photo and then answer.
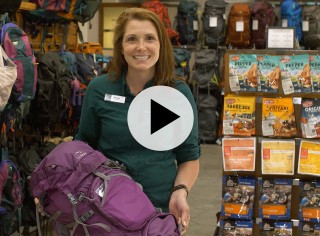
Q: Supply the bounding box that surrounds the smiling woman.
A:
[74,7,201,235]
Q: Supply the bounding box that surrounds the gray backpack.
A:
[302,5,320,49]
[196,93,218,143]
[201,0,226,47]
[192,49,219,143]
[193,49,217,88]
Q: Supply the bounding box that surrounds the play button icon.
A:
[151,99,180,134]
[127,86,194,151]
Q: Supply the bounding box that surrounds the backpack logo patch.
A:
[74,151,87,159]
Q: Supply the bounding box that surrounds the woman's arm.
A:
[174,159,200,193]
[169,159,200,234]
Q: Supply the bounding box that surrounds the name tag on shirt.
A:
[104,94,126,103]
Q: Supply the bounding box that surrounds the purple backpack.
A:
[1,20,37,102]
[30,141,181,236]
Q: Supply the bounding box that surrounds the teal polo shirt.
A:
[75,74,200,211]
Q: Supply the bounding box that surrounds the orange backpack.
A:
[142,0,179,44]
[226,3,251,48]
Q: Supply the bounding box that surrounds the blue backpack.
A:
[281,0,302,41]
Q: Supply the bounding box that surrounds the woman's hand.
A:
[34,197,45,215]
[169,189,190,235]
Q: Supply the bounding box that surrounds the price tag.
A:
[302,20,309,32]
[209,16,218,27]
[193,20,198,30]
[305,122,318,138]
[282,78,294,94]
[252,19,258,30]
[282,19,288,27]
[236,21,244,32]
[262,121,274,136]
[223,120,234,135]
[293,97,302,104]
[229,76,240,92]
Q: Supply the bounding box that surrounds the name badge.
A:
[104,94,126,103]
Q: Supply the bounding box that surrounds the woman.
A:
[75,8,200,234]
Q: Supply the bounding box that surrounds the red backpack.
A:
[251,2,277,49]
[142,0,179,44]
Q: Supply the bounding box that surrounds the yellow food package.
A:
[223,95,256,136]
[261,139,295,175]
[298,140,320,176]
[262,97,297,137]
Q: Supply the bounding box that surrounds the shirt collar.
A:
[121,73,155,96]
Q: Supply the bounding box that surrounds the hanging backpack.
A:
[30,141,181,236]
[0,159,24,236]
[176,0,198,45]
[60,52,87,124]
[193,49,217,88]
[1,15,38,104]
[251,2,277,49]
[226,3,252,48]
[280,0,302,42]
[142,0,179,44]
[75,53,101,85]
[302,5,320,49]
[62,0,102,24]
[201,0,226,48]
[29,51,71,130]
[196,93,218,143]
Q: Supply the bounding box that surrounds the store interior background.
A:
[80,0,256,55]
[67,0,256,235]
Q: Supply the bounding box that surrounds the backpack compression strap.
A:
[67,193,111,236]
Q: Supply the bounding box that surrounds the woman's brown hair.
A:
[109,8,176,86]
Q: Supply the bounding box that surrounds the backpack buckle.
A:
[80,210,94,222]
[67,193,78,206]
